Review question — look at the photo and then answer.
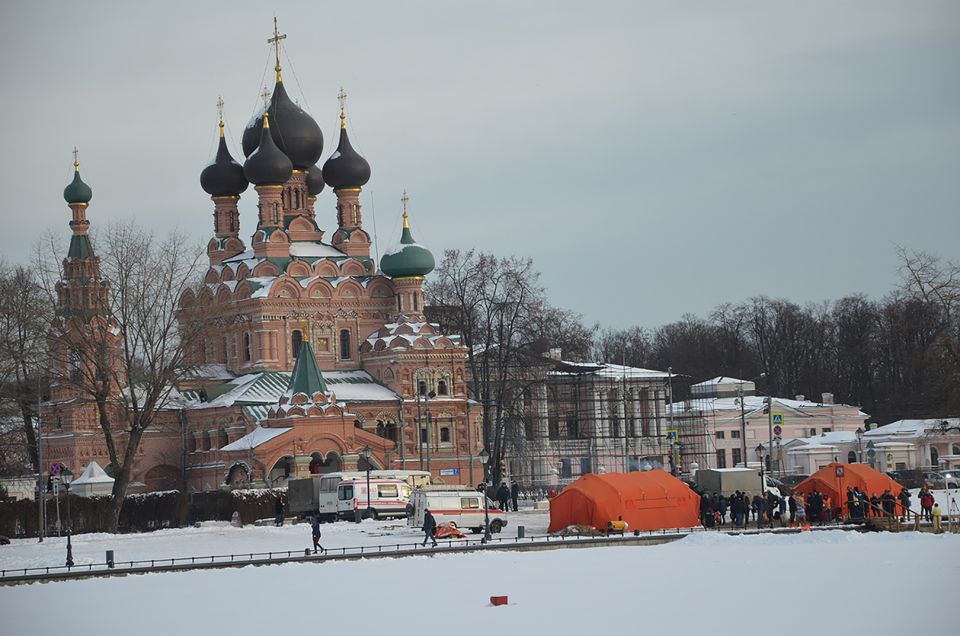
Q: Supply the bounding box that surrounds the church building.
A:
[42,23,483,493]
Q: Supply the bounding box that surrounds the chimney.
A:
[821,392,834,405]
[795,394,805,401]
[548,347,562,361]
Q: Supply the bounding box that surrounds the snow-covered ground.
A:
[2,528,954,636]
[0,508,551,571]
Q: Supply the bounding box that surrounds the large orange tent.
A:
[791,463,905,513]
[548,471,701,533]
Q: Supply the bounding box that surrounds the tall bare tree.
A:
[0,263,51,473]
[39,222,206,531]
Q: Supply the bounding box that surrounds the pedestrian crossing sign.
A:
[772,413,784,426]
[666,430,678,441]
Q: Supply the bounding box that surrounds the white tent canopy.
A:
[71,460,114,497]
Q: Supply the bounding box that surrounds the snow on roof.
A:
[692,376,749,387]
[551,361,671,380]
[72,460,114,485]
[670,394,862,416]
[220,425,291,452]
[289,242,346,258]
[198,370,399,412]
[865,418,959,439]
[184,364,235,381]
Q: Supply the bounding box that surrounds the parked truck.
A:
[695,467,780,498]
[288,470,430,521]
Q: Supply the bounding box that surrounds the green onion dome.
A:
[305,164,325,196]
[242,80,323,170]
[63,162,93,204]
[243,112,293,186]
[322,111,370,189]
[201,122,249,196]
[379,211,435,278]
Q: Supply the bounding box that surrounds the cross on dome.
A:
[401,190,410,227]
[72,146,80,170]
[268,16,287,81]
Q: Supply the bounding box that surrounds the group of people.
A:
[478,480,521,512]
[699,491,786,529]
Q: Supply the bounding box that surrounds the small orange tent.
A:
[791,463,904,505]
[548,471,701,533]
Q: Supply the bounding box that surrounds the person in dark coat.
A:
[898,489,911,521]
[510,481,520,512]
[422,509,438,547]
[310,515,325,554]
[788,491,797,526]
[274,493,285,527]
[496,482,510,511]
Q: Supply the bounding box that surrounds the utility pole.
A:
[738,381,747,467]
[36,374,44,543]
[416,393,423,471]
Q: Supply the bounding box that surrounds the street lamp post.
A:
[755,444,766,527]
[855,427,864,463]
[362,446,372,519]
[479,449,491,543]
[61,468,74,568]
[738,382,747,466]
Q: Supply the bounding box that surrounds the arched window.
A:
[339,329,352,360]
[847,451,857,464]
[437,379,448,396]
[953,444,960,455]
[440,427,451,443]
[291,330,303,359]
[413,294,419,311]
[418,380,427,396]
[243,333,252,362]
[930,446,939,467]
[397,295,402,312]
[69,351,82,381]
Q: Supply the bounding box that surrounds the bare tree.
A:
[39,222,206,531]
[0,263,51,473]
[897,246,960,371]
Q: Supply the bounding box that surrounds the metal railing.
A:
[0,522,851,584]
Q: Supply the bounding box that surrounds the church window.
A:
[440,427,451,443]
[69,351,81,381]
[420,428,427,444]
[437,379,448,396]
[848,451,857,464]
[243,333,252,362]
[294,189,301,209]
[273,203,280,224]
[397,295,402,312]
[339,329,352,360]
[291,330,303,358]
[413,294,419,311]
[418,380,427,396]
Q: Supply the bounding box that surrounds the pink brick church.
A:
[42,25,482,493]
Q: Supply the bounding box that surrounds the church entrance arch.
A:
[226,462,251,487]
[268,455,294,486]
[144,464,179,491]
[309,451,342,474]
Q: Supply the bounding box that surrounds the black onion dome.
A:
[201,126,249,196]
[322,121,371,189]
[242,81,323,170]
[243,113,293,186]
[305,164,325,196]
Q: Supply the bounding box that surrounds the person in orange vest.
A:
[824,494,832,523]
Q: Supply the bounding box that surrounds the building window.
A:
[716,449,727,468]
[339,329,352,360]
[580,457,592,475]
[560,458,572,478]
[413,294,419,311]
[732,448,742,466]
[548,416,560,440]
[822,428,831,434]
[715,431,725,439]
[566,416,579,439]
[420,428,427,444]
[418,380,427,396]
[243,333,252,362]
[808,428,816,437]
[848,451,857,463]
[291,330,303,358]
[437,380,448,396]
[440,427,450,443]
[731,430,741,439]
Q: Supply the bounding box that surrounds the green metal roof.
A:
[286,341,327,395]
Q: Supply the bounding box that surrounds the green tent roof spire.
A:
[286,341,327,396]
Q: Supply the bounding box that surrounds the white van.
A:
[407,486,508,534]
[333,477,411,520]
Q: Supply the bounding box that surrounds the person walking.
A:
[422,508,438,547]
[310,515,325,554]
[510,481,520,512]
[496,482,510,511]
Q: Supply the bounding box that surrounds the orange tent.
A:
[548,471,701,533]
[791,463,904,505]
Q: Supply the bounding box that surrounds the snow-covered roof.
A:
[865,418,959,439]
[670,395,863,416]
[196,370,399,416]
[692,376,749,387]
[220,425,292,452]
[550,361,671,380]
[289,242,347,258]
[363,318,462,352]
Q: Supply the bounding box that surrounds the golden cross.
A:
[401,190,410,227]
[267,16,287,79]
[337,87,347,112]
[261,86,271,109]
[216,96,224,122]
[72,146,79,169]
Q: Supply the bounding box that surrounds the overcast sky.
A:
[1,1,957,329]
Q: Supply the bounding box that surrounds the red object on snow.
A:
[490,596,508,606]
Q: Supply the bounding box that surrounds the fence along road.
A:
[0,524,856,586]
